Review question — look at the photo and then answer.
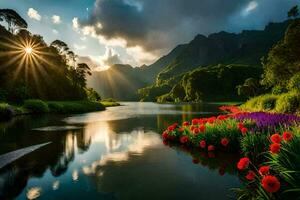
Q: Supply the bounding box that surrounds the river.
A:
[0,102,240,200]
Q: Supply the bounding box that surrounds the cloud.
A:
[52,15,62,24]
[52,29,59,34]
[74,44,86,50]
[72,17,79,30]
[77,47,123,71]
[76,0,299,65]
[27,8,41,21]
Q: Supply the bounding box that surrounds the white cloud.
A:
[243,1,258,16]
[27,8,41,21]
[52,29,59,34]
[74,44,86,50]
[52,15,62,24]
[72,17,79,30]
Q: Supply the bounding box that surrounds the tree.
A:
[0,9,27,33]
[261,19,300,88]
[50,40,69,54]
[288,6,299,18]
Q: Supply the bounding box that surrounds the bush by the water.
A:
[241,92,300,113]
[47,101,105,113]
[0,103,14,119]
[24,99,49,113]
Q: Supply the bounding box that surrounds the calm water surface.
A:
[0,102,241,200]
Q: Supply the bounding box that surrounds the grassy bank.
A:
[99,101,121,107]
[0,99,114,120]
[241,92,300,114]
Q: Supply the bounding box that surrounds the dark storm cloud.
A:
[82,0,299,54]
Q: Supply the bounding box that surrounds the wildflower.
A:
[245,170,256,181]
[193,128,200,135]
[237,157,250,170]
[162,131,169,140]
[192,119,199,125]
[221,138,229,147]
[259,166,270,176]
[217,115,227,120]
[241,127,248,135]
[207,117,216,124]
[270,133,281,144]
[270,143,281,154]
[237,122,244,129]
[282,131,293,141]
[182,121,189,126]
[190,126,196,131]
[199,125,206,133]
[261,175,280,193]
[208,145,215,151]
[199,140,206,148]
[178,127,184,132]
[167,125,175,132]
[180,136,189,144]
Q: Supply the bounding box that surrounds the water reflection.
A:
[0,102,239,200]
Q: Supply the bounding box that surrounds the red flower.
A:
[178,127,184,132]
[180,136,189,144]
[282,131,293,141]
[217,115,227,120]
[207,117,216,124]
[270,133,281,144]
[193,128,200,135]
[237,122,244,129]
[270,143,281,154]
[221,138,229,147]
[261,175,280,193]
[199,140,206,148]
[192,118,199,125]
[192,158,200,164]
[199,125,206,132]
[190,126,196,131]
[241,127,248,135]
[162,131,169,140]
[208,145,215,151]
[245,170,256,181]
[259,166,270,176]
[167,125,175,132]
[237,157,250,170]
[182,121,189,126]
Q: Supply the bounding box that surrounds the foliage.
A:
[0,10,92,102]
[100,101,120,107]
[0,103,14,119]
[24,99,49,113]
[275,91,300,113]
[237,78,263,98]
[261,19,300,89]
[241,94,279,112]
[288,6,299,18]
[288,73,300,92]
[47,101,105,114]
[86,88,101,102]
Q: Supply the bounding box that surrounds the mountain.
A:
[88,45,187,100]
[156,21,290,85]
[139,20,291,102]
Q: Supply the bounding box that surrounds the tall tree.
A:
[288,6,299,18]
[0,9,27,33]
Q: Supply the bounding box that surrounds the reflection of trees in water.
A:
[0,128,92,199]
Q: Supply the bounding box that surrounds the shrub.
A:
[288,73,300,92]
[241,94,278,112]
[24,99,49,113]
[275,92,300,113]
[0,103,14,119]
[47,102,64,113]
[47,101,105,114]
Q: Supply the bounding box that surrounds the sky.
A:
[0,0,299,70]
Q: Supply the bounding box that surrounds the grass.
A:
[241,92,300,114]
[0,99,112,120]
[99,101,120,107]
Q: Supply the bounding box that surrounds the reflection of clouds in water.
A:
[72,170,79,181]
[26,187,42,199]
[63,102,211,124]
[52,180,60,190]
[81,127,161,176]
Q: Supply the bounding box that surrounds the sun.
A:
[24,47,33,54]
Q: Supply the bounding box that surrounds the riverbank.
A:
[0,100,120,121]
